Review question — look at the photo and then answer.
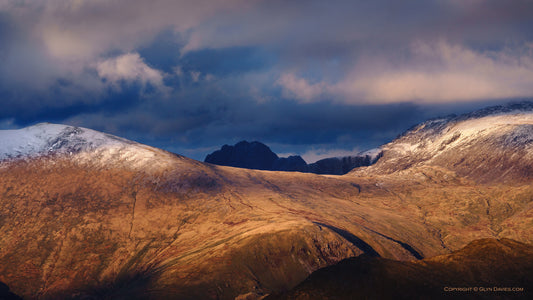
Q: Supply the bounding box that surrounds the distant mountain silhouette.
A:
[205,141,380,174]
[205,141,280,170]
[272,155,309,172]
[308,154,382,175]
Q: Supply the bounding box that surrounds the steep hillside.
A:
[269,238,533,300]
[0,124,436,299]
[0,151,439,299]
[354,102,533,183]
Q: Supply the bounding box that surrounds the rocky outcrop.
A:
[205,141,280,170]
[205,141,311,172]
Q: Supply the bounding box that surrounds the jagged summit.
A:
[205,141,309,172]
[205,140,281,170]
[307,152,382,175]
[205,140,382,174]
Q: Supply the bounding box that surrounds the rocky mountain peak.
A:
[205,140,280,170]
[205,141,381,174]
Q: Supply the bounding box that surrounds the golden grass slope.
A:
[0,142,532,299]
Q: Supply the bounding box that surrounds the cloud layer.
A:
[1,0,532,159]
[278,41,533,103]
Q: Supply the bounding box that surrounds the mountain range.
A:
[0,102,532,299]
[204,141,382,175]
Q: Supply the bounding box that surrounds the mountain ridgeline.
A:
[1,102,533,299]
[354,101,533,183]
[204,141,382,175]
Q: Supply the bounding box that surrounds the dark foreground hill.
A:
[269,238,533,300]
[0,281,22,300]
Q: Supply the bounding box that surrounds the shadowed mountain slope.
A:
[268,238,533,300]
[0,281,23,300]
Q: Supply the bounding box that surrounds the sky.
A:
[1,0,533,163]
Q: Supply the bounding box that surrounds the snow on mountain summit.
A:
[0,123,131,160]
[354,101,533,182]
[0,123,178,170]
[391,102,533,156]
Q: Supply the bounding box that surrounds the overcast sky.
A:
[1,0,532,162]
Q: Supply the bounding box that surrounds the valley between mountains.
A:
[1,103,533,299]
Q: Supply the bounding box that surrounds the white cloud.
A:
[96,53,165,88]
[338,41,533,103]
[0,0,250,94]
[277,73,326,102]
[18,0,251,60]
[281,41,533,103]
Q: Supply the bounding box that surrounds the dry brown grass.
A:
[0,151,532,299]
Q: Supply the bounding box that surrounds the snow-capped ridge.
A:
[354,101,533,182]
[0,123,132,160]
[0,123,178,171]
[394,101,533,142]
[456,101,533,121]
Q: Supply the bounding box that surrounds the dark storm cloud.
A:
[62,75,504,161]
[178,47,275,77]
[1,0,532,160]
[0,81,147,126]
